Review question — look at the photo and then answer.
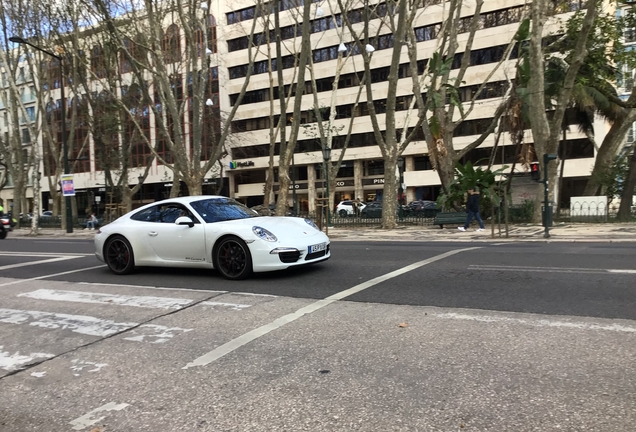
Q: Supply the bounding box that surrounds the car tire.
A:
[104,235,135,275]
[0,230,6,240]
[338,209,348,217]
[214,236,253,280]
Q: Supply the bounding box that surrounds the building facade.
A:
[0,0,619,216]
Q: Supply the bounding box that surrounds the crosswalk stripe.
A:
[77,282,227,295]
[18,289,194,310]
[0,256,82,271]
[0,252,92,257]
[0,308,137,337]
[0,346,54,371]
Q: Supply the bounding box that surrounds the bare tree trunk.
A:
[584,109,636,196]
[617,148,636,221]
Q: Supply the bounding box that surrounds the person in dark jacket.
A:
[458,188,485,232]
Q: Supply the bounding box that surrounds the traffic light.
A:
[530,162,541,181]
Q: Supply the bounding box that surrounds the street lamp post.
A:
[397,157,405,221]
[138,175,144,206]
[10,36,73,233]
[322,146,332,231]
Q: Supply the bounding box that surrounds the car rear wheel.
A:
[0,229,6,240]
[105,235,135,275]
[214,236,253,280]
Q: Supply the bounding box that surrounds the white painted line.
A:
[183,247,480,369]
[35,241,92,244]
[0,346,54,371]
[0,265,106,287]
[18,289,194,310]
[123,324,193,344]
[200,301,251,310]
[77,281,227,295]
[70,402,130,430]
[0,308,137,337]
[70,359,108,376]
[0,252,92,257]
[470,265,636,274]
[432,311,636,334]
[233,292,278,298]
[30,371,46,378]
[0,256,83,271]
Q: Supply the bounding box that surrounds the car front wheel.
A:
[105,235,135,275]
[214,236,253,280]
[338,209,348,217]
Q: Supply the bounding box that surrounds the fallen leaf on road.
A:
[398,322,408,328]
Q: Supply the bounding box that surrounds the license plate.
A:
[309,242,326,253]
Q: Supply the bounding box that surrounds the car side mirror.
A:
[175,216,194,227]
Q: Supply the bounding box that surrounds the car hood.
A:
[216,216,326,242]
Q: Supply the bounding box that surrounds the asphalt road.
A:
[1,238,636,431]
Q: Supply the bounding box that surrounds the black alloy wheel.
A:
[214,236,253,280]
[105,235,135,275]
[339,209,348,217]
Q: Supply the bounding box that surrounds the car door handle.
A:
[148,231,158,237]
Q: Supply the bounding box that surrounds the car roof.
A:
[155,195,228,204]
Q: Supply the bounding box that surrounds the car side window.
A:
[158,204,195,223]
[130,204,197,223]
[131,206,161,222]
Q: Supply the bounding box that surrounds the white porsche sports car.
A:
[94,196,330,280]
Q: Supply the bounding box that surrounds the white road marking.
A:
[469,265,636,274]
[35,241,92,244]
[0,308,137,337]
[0,252,92,257]
[70,359,108,376]
[123,324,192,344]
[0,256,82,271]
[70,402,130,430]
[18,289,194,310]
[77,281,227,295]
[183,247,480,369]
[0,346,54,371]
[200,301,251,310]
[233,292,278,298]
[30,371,46,378]
[0,265,106,287]
[432,311,636,334]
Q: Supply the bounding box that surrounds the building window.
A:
[21,128,30,143]
[162,24,182,63]
[366,160,384,176]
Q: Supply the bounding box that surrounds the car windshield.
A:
[190,198,259,223]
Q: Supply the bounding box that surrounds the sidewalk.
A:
[7,222,636,242]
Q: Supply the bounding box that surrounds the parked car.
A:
[360,201,383,218]
[360,201,411,218]
[408,200,439,217]
[95,196,330,280]
[41,211,53,218]
[336,200,366,217]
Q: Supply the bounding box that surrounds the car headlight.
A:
[252,226,277,242]
[304,218,319,230]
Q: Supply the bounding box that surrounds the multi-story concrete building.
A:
[223,0,604,213]
[0,0,619,216]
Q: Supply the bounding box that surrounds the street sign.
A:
[61,174,75,197]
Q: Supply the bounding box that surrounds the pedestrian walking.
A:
[458,188,485,232]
